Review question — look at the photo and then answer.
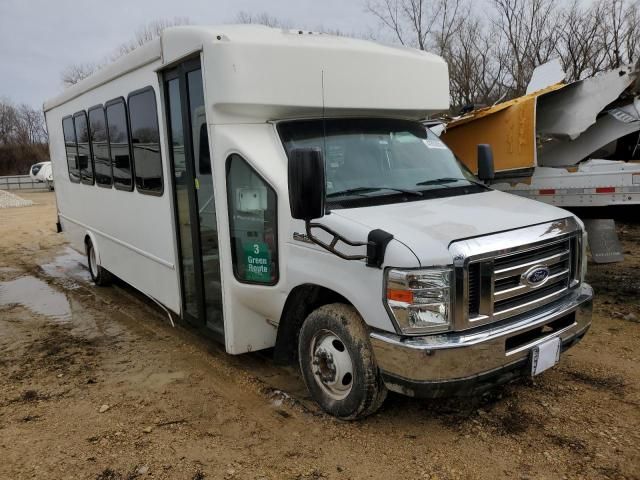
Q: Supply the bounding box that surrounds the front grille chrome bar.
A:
[494,269,570,302]
[494,250,570,281]
[449,217,582,332]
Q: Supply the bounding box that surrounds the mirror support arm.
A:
[305,221,370,261]
[304,221,394,268]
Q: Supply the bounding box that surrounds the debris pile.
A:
[0,190,33,208]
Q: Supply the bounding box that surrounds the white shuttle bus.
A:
[45,26,593,419]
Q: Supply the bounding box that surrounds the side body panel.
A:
[211,124,420,354]
[44,60,181,313]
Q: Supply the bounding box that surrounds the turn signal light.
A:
[387,288,414,303]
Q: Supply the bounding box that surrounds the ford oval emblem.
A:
[523,265,550,287]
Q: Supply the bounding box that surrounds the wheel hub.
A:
[310,331,354,400]
[312,347,337,383]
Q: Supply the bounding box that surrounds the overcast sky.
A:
[0,0,372,108]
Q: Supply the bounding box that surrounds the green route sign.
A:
[243,241,271,282]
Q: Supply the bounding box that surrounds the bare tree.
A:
[490,0,560,97]
[116,17,191,57]
[445,18,508,109]
[555,0,640,81]
[623,2,640,64]
[0,98,49,175]
[555,0,606,81]
[0,99,19,145]
[235,11,290,28]
[601,0,640,67]
[234,10,368,39]
[17,104,48,144]
[367,0,640,111]
[365,0,464,52]
[0,100,47,145]
[604,0,626,68]
[61,17,191,87]
[61,62,99,88]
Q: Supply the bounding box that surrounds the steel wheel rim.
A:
[309,329,354,400]
[89,247,97,277]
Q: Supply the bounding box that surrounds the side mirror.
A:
[288,147,326,221]
[477,144,495,182]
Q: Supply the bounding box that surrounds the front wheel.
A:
[298,303,387,420]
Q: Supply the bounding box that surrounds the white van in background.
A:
[29,161,54,190]
[45,25,592,419]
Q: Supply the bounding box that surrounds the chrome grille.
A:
[468,263,480,317]
[451,218,583,332]
[466,236,579,324]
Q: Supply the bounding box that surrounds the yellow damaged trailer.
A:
[440,61,640,208]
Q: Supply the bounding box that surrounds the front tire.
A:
[298,303,387,420]
[86,239,112,286]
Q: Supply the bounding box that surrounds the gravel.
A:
[0,190,33,208]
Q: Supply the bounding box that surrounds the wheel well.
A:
[273,284,352,365]
[84,235,92,255]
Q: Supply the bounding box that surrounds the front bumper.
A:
[370,283,593,397]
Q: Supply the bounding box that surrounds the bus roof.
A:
[44,25,449,121]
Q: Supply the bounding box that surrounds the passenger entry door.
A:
[163,58,223,337]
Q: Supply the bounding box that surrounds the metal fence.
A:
[0,175,50,191]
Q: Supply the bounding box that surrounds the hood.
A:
[331,190,573,266]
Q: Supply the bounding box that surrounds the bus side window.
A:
[73,111,94,185]
[226,154,278,285]
[62,116,80,183]
[88,106,113,187]
[128,87,163,195]
[106,98,134,191]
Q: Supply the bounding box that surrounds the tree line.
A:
[366,0,639,110]
[61,1,639,111]
[3,2,637,176]
[0,99,48,176]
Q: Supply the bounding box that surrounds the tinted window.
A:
[106,99,133,190]
[62,116,79,183]
[128,88,163,194]
[226,155,278,284]
[89,106,112,187]
[198,123,211,174]
[279,118,484,209]
[73,112,94,185]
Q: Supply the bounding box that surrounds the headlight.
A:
[385,268,452,335]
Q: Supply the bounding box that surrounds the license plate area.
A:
[531,336,561,376]
[505,312,575,354]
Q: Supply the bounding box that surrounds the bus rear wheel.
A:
[86,239,113,286]
[298,303,387,420]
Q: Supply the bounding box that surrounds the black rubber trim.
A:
[366,229,394,268]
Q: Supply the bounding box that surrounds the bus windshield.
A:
[278,118,485,208]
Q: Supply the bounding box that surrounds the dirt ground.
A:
[0,191,638,480]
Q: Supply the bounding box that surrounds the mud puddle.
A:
[0,267,19,274]
[39,246,91,288]
[0,275,71,322]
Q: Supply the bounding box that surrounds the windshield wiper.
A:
[327,186,423,198]
[416,177,488,189]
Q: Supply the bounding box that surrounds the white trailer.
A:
[45,26,592,419]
